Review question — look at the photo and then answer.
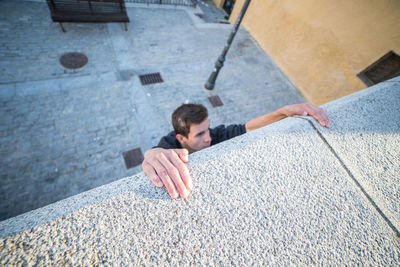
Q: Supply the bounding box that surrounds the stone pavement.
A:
[0,79,398,265]
[0,1,304,220]
[196,0,229,23]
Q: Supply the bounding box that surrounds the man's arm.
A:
[143,102,329,199]
[142,147,192,199]
[245,102,330,132]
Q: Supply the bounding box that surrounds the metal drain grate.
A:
[139,72,164,85]
[358,51,400,86]
[122,148,144,169]
[60,52,88,69]
[208,95,224,107]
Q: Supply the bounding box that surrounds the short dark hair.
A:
[172,104,208,137]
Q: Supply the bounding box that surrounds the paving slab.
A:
[123,7,251,69]
[1,117,399,265]
[0,84,15,101]
[13,71,117,97]
[312,78,400,233]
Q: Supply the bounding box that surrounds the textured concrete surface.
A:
[0,1,304,220]
[0,81,399,265]
[315,78,400,232]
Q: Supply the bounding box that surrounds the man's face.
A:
[179,119,212,153]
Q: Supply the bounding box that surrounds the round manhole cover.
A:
[60,52,88,69]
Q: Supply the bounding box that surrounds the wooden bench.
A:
[46,0,130,32]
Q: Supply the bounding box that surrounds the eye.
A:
[196,131,205,138]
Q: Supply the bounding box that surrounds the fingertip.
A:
[177,149,188,161]
[155,179,163,187]
[181,153,189,163]
[187,178,193,190]
[181,188,190,199]
[325,120,330,128]
[170,191,179,199]
[188,179,193,190]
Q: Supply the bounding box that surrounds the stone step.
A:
[0,71,117,100]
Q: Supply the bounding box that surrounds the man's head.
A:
[172,104,211,153]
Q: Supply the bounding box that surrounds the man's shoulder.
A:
[210,123,246,132]
[155,130,182,149]
[210,123,246,145]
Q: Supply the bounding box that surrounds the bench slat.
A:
[46,0,129,23]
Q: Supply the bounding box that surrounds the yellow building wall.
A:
[229,0,400,104]
[212,0,225,8]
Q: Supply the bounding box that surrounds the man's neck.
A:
[180,142,195,154]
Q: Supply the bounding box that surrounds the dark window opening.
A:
[223,0,235,15]
[358,51,400,86]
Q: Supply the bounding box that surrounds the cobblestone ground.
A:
[0,0,304,220]
[0,81,145,219]
[0,1,116,83]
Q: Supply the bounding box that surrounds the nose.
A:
[204,131,211,144]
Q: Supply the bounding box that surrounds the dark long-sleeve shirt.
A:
[155,124,247,149]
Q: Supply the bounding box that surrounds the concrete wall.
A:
[0,78,399,265]
[229,0,400,105]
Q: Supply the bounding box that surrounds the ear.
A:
[176,134,186,145]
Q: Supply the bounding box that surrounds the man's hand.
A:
[142,147,192,199]
[279,102,331,128]
[245,102,331,132]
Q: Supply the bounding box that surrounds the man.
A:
[142,103,330,199]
